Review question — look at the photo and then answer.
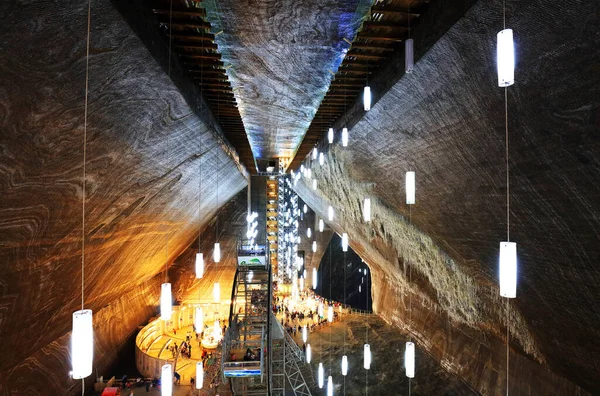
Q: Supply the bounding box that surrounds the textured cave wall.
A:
[295,0,598,394]
[169,189,248,306]
[0,0,247,394]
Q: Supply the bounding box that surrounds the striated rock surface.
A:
[0,0,246,394]
[169,189,248,306]
[295,0,599,394]
[202,0,372,159]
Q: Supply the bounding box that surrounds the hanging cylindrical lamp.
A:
[499,242,517,298]
[195,307,204,333]
[300,276,305,291]
[318,362,324,388]
[328,206,334,221]
[303,204,308,213]
[342,127,349,147]
[161,283,172,320]
[405,38,414,73]
[327,376,333,396]
[359,285,362,292]
[405,341,415,378]
[342,355,348,376]
[213,242,221,263]
[318,302,324,317]
[313,268,318,289]
[363,197,371,222]
[363,86,371,111]
[161,363,173,396]
[71,309,93,379]
[302,325,308,343]
[307,168,312,179]
[406,171,416,205]
[195,253,204,279]
[319,152,324,166]
[328,305,333,322]
[312,179,317,190]
[341,233,349,252]
[319,219,324,232]
[497,29,515,87]
[364,343,371,369]
[307,228,312,238]
[312,240,317,253]
[328,128,334,144]
[313,148,318,160]
[213,282,220,303]
[306,343,312,363]
[196,361,203,389]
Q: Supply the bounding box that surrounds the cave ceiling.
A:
[202,0,373,162]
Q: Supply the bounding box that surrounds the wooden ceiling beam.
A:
[175,43,218,50]
[370,6,421,17]
[179,53,222,60]
[355,33,404,42]
[153,8,207,18]
[349,43,395,52]
[345,52,385,60]
[362,21,410,30]
[159,21,211,30]
[169,33,215,42]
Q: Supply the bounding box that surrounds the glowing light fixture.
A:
[319,152,324,166]
[318,302,324,317]
[327,376,333,396]
[306,343,312,363]
[499,242,517,298]
[303,204,308,214]
[213,242,221,263]
[195,307,204,333]
[302,325,308,343]
[328,128,334,144]
[342,355,348,376]
[307,228,312,238]
[363,198,371,222]
[342,233,349,252]
[328,206,334,221]
[313,148,318,160]
[319,219,324,232]
[318,362,324,388]
[162,364,173,396]
[71,309,93,379]
[363,86,371,111]
[161,283,172,320]
[196,361,203,389]
[195,253,204,279]
[300,276,305,291]
[405,38,414,73]
[213,282,220,303]
[313,268,318,289]
[497,29,515,87]
[406,171,415,205]
[364,344,371,369]
[342,127,348,147]
[328,305,333,322]
[312,179,317,190]
[312,240,317,253]
[405,341,415,378]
